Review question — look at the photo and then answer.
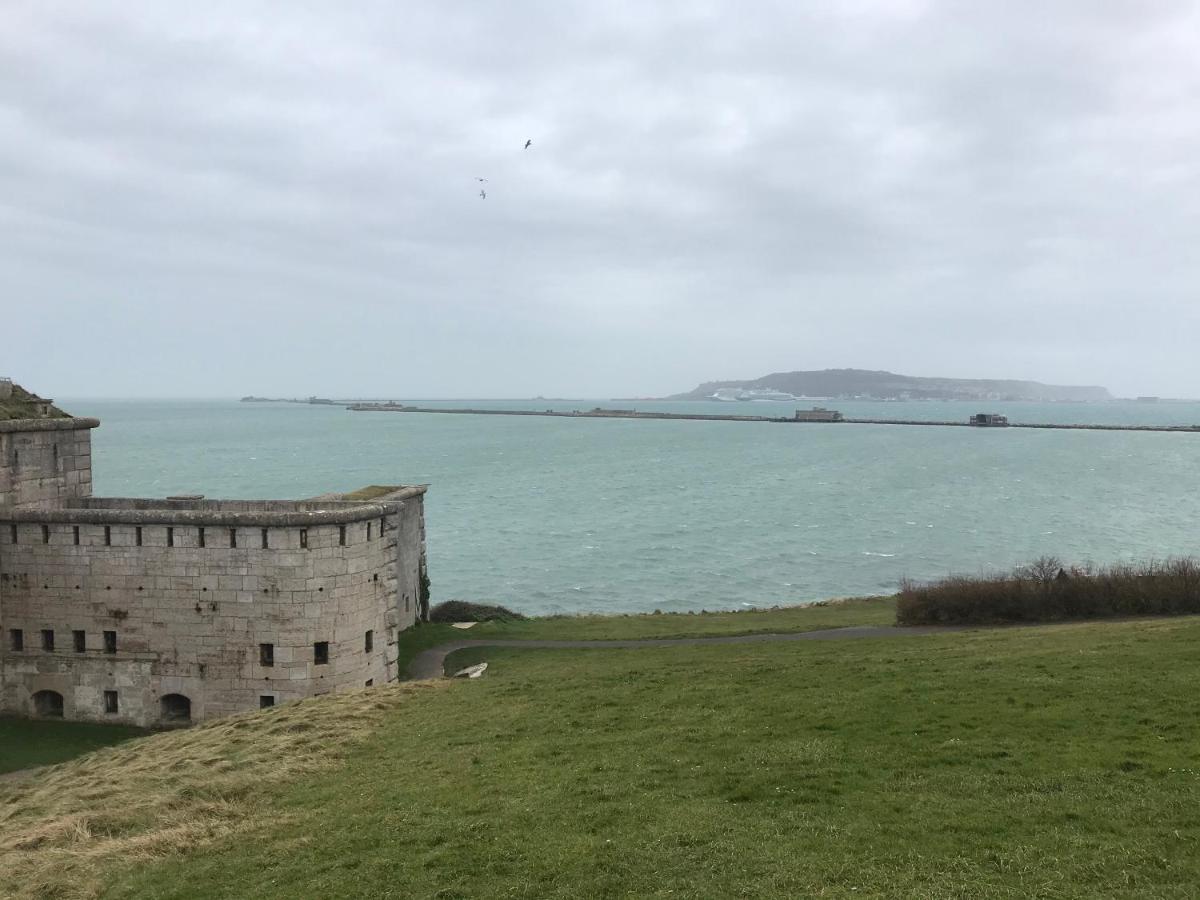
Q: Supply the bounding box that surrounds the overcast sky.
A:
[4,1,1199,398]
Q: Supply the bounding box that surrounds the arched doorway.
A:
[32,690,64,718]
[160,693,191,723]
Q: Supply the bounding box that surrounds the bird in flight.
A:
[479,189,486,199]
[476,177,487,182]
[524,139,532,149]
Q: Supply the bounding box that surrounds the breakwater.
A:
[347,404,1200,433]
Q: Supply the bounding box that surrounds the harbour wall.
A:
[347,405,1200,434]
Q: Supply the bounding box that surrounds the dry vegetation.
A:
[898,556,1200,625]
[0,682,443,900]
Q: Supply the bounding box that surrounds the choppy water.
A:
[62,397,1200,615]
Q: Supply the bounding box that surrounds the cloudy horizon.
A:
[5,1,1199,399]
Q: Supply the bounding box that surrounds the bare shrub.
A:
[897,557,1200,626]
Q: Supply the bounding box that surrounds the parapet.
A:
[0,417,100,434]
[0,486,427,526]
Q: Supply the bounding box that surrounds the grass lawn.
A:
[429,595,895,643]
[395,596,896,677]
[65,614,1200,899]
[0,717,146,775]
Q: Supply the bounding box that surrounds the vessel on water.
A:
[712,388,797,402]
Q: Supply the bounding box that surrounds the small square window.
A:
[104,690,119,714]
[73,630,86,653]
[259,695,275,709]
[259,643,274,667]
[41,629,54,652]
[365,679,374,688]
[9,629,23,651]
[103,630,117,654]
[313,641,329,665]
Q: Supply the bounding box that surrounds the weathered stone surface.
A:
[0,393,429,727]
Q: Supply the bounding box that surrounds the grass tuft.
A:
[0,683,441,900]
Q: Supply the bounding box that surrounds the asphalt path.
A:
[406,624,968,680]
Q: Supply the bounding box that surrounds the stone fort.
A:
[0,380,429,727]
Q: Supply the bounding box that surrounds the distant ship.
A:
[712,388,797,402]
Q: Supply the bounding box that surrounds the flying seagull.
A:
[479,189,486,199]
[524,139,532,149]
[476,177,487,182]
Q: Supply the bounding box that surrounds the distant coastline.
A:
[667,367,1113,403]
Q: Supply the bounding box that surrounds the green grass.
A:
[0,717,146,774]
[99,615,1200,898]
[340,484,403,501]
[395,597,894,678]
[422,594,895,644]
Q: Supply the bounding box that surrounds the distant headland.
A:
[667,368,1112,403]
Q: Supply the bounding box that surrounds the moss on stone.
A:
[340,485,403,501]
[0,384,70,422]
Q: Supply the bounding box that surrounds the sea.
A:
[60,397,1200,617]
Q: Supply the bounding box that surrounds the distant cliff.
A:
[668,369,1112,402]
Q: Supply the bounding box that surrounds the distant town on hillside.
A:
[667,369,1113,403]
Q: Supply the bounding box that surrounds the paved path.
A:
[406,624,967,680]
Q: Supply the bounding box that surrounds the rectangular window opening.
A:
[9,523,15,544]
[338,526,346,546]
[198,526,206,548]
[9,629,23,651]
[41,525,50,544]
[365,679,374,688]
[261,528,269,549]
[73,526,80,546]
[364,630,373,653]
[299,528,308,549]
[229,528,237,548]
[41,629,54,652]
[259,642,274,667]
[367,522,372,541]
[313,641,329,665]
[103,630,117,654]
[73,630,86,653]
[135,526,142,547]
[259,695,275,709]
[167,526,174,548]
[104,690,119,714]
[104,525,111,546]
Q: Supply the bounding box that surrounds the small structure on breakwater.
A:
[793,407,844,422]
[969,413,1009,427]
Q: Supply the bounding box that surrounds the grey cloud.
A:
[3,0,1199,397]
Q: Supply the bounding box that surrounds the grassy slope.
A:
[101,615,1200,899]
[0,718,146,774]
[0,685,442,900]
